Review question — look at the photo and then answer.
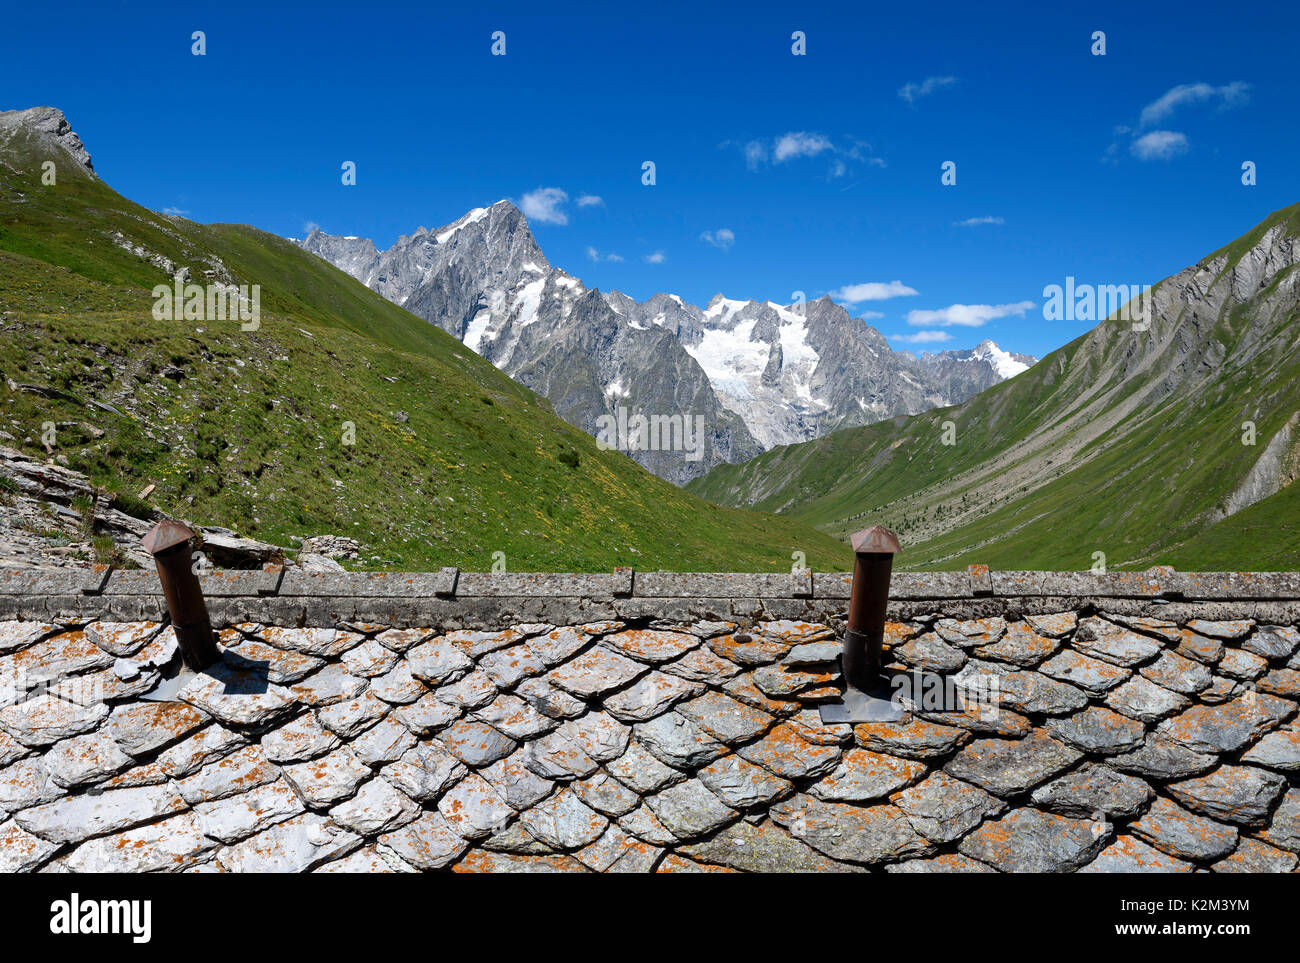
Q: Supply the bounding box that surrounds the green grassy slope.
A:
[1158,481,1300,571]
[688,204,1300,571]
[0,123,851,572]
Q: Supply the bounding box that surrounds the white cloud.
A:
[519,187,569,225]
[1139,82,1250,128]
[644,251,666,264]
[890,330,952,344]
[738,133,884,176]
[829,281,919,303]
[905,301,1035,328]
[898,76,959,105]
[576,194,604,207]
[700,228,735,250]
[1130,130,1189,161]
[774,132,833,162]
[859,310,885,319]
[954,215,1004,227]
[163,206,190,216]
[1107,82,1249,163]
[586,246,623,263]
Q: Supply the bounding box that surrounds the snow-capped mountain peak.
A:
[300,202,1036,483]
[971,339,1032,378]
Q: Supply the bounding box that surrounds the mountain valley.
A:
[301,207,1034,484]
[688,204,1300,571]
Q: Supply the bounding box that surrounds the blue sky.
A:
[4,0,1298,358]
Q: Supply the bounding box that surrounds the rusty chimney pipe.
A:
[820,525,903,724]
[842,525,901,689]
[141,520,220,671]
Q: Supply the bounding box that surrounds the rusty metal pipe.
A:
[842,526,901,691]
[141,520,220,671]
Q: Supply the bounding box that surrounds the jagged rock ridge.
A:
[300,203,1034,483]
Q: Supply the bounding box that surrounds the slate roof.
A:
[1,608,1297,872]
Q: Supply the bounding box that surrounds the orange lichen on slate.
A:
[656,853,738,872]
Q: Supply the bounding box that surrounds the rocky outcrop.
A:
[0,445,356,574]
[0,107,94,174]
[1220,412,1299,519]
[300,536,361,561]
[0,445,153,570]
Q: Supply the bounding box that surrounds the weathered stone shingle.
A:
[944,731,1082,798]
[1130,796,1238,861]
[959,808,1110,872]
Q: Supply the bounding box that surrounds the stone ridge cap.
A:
[2,567,1300,601]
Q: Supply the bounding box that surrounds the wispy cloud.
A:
[734,133,884,177]
[1138,82,1250,128]
[644,251,666,264]
[774,132,833,162]
[519,187,570,225]
[898,76,959,105]
[699,228,735,251]
[162,206,190,216]
[906,301,1035,328]
[890,330,953,344]
[1108,81,1249,163]
[576,194,604,208]
[830,281,919,304]
[586,246,623,263]
[1130,130,1189,161]
[954,215,1004,227]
